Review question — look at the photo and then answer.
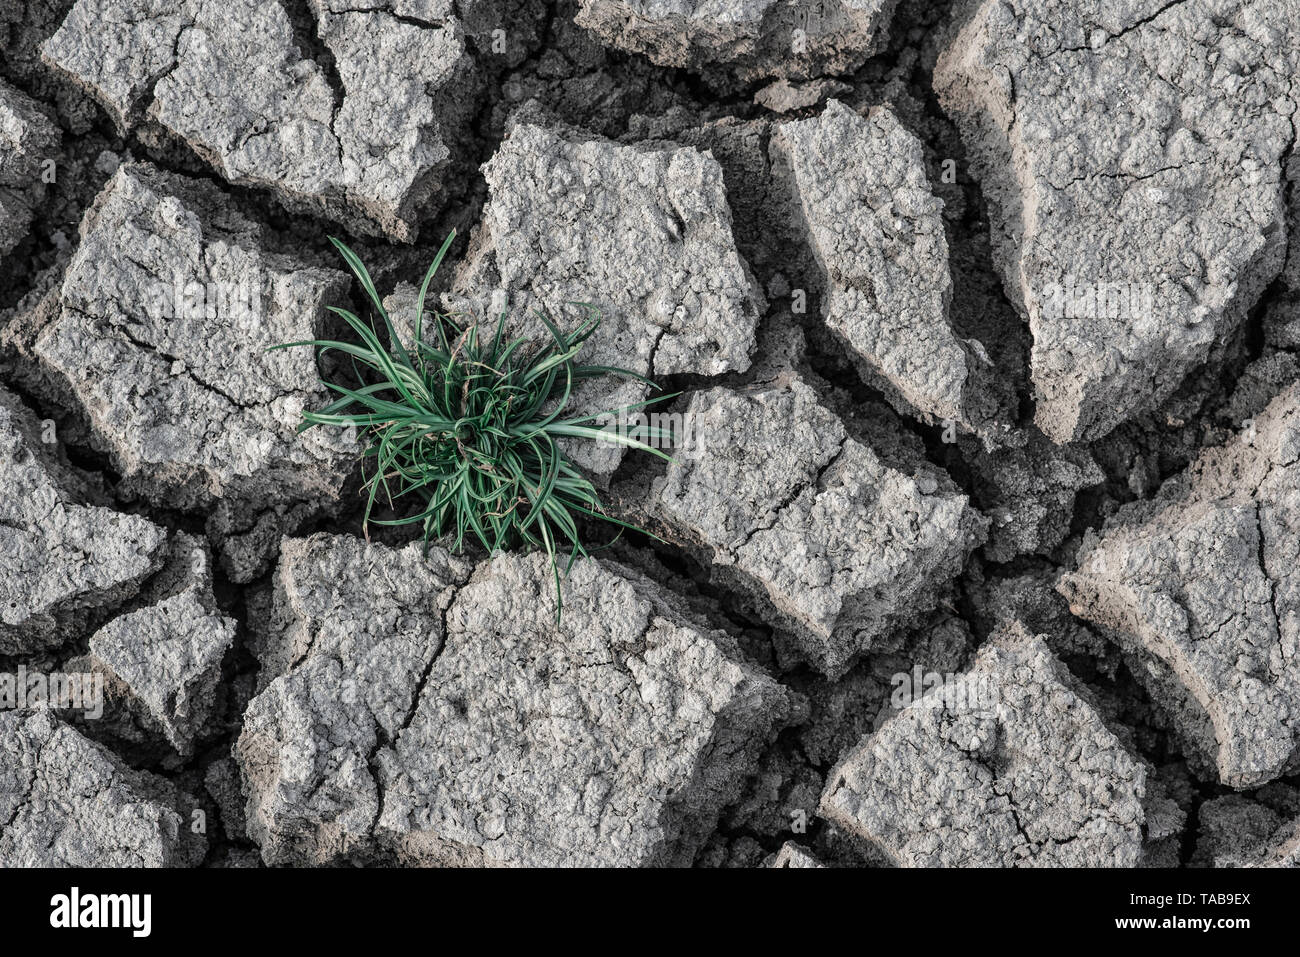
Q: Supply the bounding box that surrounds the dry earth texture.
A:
[1,0,1299,868]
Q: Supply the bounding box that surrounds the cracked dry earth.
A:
[1,0,1299,870]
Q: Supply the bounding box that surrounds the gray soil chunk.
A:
[649,373,987,677]
[754,78,851,114]
[771,100,994,434]
[935,0,1299,442]
[1194,793,1300,867]
[1059,383,1300,789]
[377,551,797,866]
[41,0,479,240]
[87,533,236,756]
[237,535,796,866]
[0,709,205,866]
[237,533,472,867]
[574,0,901,82]
[15,162,358,526]
[448,121,763,476]
[0,78,60,258]
[966,429,1103,563]
[38,0,190,128]
[819,623,1148,866]
[0,384,168,654]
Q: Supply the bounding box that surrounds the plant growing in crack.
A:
[272,229,674,617]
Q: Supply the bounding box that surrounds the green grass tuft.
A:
[271,229,675,618]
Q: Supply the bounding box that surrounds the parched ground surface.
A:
[1,0,1299,868]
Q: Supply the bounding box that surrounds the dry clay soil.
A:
[1,0,1299,868]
